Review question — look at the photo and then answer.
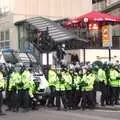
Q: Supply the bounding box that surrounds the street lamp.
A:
[83,17,89,23]
[83,17,89,40]
[83,17,89,64]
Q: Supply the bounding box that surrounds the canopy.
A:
[64,11,120,26]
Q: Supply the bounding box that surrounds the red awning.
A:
[64,11,120,27]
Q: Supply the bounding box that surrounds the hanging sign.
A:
[102,25,112,47]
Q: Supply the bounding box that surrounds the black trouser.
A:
[110,87,119,105]
[71,89,76,108]
[11,90,19,111]
[0,91,3,113]
[18,90,24,108]
[47,86,56,106]
[72,90,81,109]
[81,91,94,110]
[93,81,99,104]
[5,91,12,110]
[106,85,111,105]
[99,82,107,106]
[75,90,81,106]
[56,91,67,110]
[66,90,72,108]
[18,89,29,109]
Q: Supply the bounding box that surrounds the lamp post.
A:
[83,17,88,64]
[83,17,89,40]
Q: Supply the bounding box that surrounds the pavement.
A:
[97,105,120,111]
[0,107,120,120]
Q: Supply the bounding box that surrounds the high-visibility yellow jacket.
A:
[97,68,106,82]
[48,69,57,86]
[109,69,119,87]
[0,71,5,91]
[9,72,20,91]
[81,73,95,92]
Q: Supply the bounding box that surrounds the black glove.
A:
[17,82,24,87]
[0,87,4,91]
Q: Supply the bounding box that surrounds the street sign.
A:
[24,48,32,53]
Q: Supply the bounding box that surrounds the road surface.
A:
[0,107,120,120]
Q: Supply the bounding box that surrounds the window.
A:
[0,30,10,49]
[5,30,10,40]
[1,32,4,41]
[4,41,10,48]
[0,42,4,49]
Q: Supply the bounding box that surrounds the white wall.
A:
[65,49,120,64]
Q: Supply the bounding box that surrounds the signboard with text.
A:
[102,25,112,47]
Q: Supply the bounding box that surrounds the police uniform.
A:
[81,69,95,110]
[0,71,6,115]
[109,67,119,105]
[64,70,72,109]
[97,67,107,106]
[47,67,57,107]
[8,71,20,112]
[21,69,31,110]
[55,70,67,110]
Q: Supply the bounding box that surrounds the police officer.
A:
[97,65,107,106]
[109,65,119,105]
[81,68,95,110]
[0,66,6,115]
[47,66,57,107]
[73,69,82,109]
[55,69,67,110]
[17,65,25,109]
[9,67,21,112]
[4,64,13,111]
[64,68,72,109]
[21,67,32,111]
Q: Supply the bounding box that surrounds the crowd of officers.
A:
[0,62,120,115]
[48,62,120,110]
[0,64,41,115]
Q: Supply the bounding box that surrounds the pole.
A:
[46,27,49,81]
[47,52,49,81]
[83,48,86,65]
[108,47,111,62]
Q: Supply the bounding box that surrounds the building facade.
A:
[92,0,120,48]
[0,0,92,50]
[0,0,92,21]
